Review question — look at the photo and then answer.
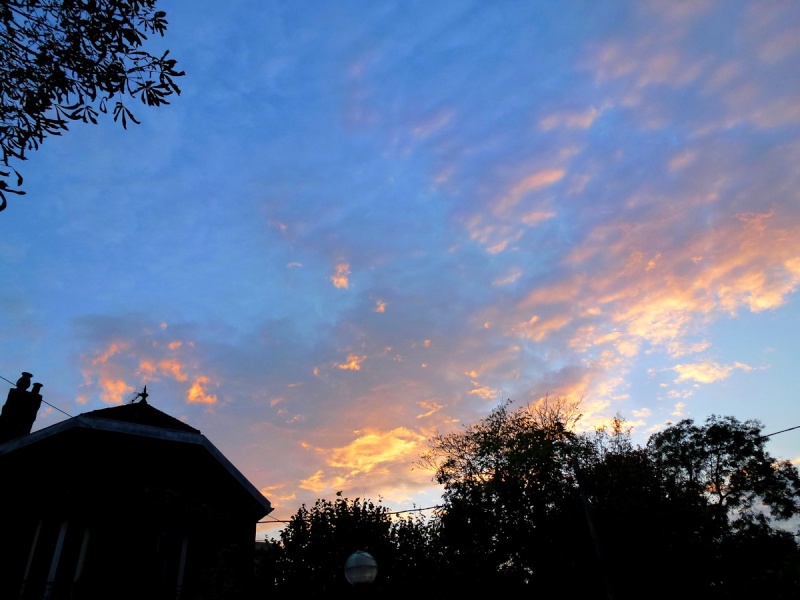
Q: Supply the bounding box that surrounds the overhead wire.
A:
[258,504,443,525]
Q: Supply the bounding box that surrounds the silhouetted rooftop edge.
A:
[0,399,272,517]
[82,401,201,434]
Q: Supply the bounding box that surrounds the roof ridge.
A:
[82,402,200,434]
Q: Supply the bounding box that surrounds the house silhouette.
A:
[0,374,272,600]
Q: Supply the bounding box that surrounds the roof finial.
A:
[137,385,148,404]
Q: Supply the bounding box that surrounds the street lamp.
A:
[344,550,378,586]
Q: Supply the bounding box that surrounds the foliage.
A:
[258,493,438,597]
[648,415,800,526]
[418,397,596,592]
[643,415,800,598]
[0,0,184,210]
[582,416,722,598]
[258,406,800,597]
[420,402,800,597]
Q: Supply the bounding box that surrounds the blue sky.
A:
[2,0,800,538]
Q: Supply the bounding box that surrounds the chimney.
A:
[0,372,44,443]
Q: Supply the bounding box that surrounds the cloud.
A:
[331,263,351,289]
[494,169,565,215]
[75,318,224,409]
[326,427,426,474]
[336,354,366,371]
[98,377,134,405]
[138,358,188,382]
[673,361,753,384]
[540,106,604,131]
[296,428,427,496]
[187,376,218,404]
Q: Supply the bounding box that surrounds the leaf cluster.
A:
[0,0,184,210]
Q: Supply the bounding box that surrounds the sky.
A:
[2,0,800,539]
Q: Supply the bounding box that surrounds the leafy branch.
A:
[0,0,184,211]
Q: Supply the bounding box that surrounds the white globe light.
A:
[344,550,378,585]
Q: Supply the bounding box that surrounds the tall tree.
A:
[582,416,721,598]
[0,0,184,211]
[420,402,800,597]
[418,397,597,593]
[646,415,800,597]
[647,415,800,529]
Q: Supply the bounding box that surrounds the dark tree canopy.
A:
[417,397,596,592]
[257,403,800,598]
[0,0,184,210]
[419,401,800,598]
[260,493,437,597]
[647,415,800,525]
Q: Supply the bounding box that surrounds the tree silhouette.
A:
[258,493,437,597]
[259,407,800,597]
[0,0,184,211]
[418,397,597,593]
[420,402,800,597]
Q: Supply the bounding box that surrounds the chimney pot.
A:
[16,372,33,391]
[0,373,43,443]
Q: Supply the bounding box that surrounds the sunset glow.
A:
[1,0,799,539]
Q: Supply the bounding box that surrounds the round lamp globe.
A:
[344,550,378,586]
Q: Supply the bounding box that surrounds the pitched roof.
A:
[81,400,200,434]
[0,399,272,520]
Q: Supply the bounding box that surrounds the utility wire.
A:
[761,424,800,439]
[258,504,443,525]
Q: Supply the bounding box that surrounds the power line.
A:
[258,504,443,525]
[761,424,800,439]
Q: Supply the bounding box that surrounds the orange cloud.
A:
[672,361,753,384]
[325,428,426,475]
[91,342,128,366]
[137,358,188,382]
[99,377,133,405]
[331,263,351,289]
[416,400,444,419]
[515,314,572,342]
[159,359,188,382]
[299,470,348,494]
[186,376,217,404]
[468,381,497,400]
[336,354,366,371]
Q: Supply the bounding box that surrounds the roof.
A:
[0,399,272,521]
[81,401,201,434]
